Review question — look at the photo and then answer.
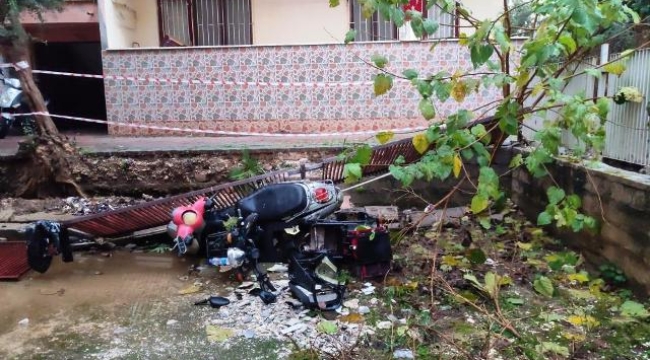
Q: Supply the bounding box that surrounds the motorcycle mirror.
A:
[194,296,230,308]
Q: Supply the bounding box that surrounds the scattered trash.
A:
[393,349,414,359]
[166,319,178,326]
[238,281,255,289]
[206,324,235,342]
[18,318,29,326]
[267,264,288,272]
[94,271,103,276]
[281,323,307,335]
[361,285,376,295]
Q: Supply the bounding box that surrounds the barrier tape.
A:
[1,62,396,88]
[2,111,428,137]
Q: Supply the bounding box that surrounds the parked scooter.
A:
[0,74,37,138]
[167,180,393,309]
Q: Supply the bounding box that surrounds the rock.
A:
[166,319,178,326]
[343,299,359,309]
[238,281,255,289]
[358,306,370,314]
[243,329,256,339]
[387,314,398,323]
[361,285,376,295]
[281,323,306,335]
[18,318,29,326]
[393,349,414,359]
[369,298,379,305]
[94,271,103,275]
[124,243,137,250]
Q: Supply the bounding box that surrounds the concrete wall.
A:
[252,0,349,45]
[510,157,650,294]
[100,0,158,49]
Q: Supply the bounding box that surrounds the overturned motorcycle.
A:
[24,180,393,310]
[167,180,393,309]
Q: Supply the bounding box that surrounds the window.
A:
[349,1,457,42]
[158,0,252,46]
[349,0,398,42]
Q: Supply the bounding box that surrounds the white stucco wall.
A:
[102,0,158,49]
[252,0,349,45]
[458,0,503,34]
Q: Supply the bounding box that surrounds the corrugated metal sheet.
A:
[0,242,30,280]
[61,119,496,240]
[605,49,650,168]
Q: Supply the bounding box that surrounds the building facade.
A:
[96,0,504,135]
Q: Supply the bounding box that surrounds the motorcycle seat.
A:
[239,183,308,221]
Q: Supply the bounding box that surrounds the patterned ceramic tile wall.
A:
[102,41,507,136]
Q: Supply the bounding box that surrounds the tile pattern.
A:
[102,41,509,135]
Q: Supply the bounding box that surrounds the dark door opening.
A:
[33,42,107,134]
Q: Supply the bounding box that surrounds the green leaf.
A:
[419,99,436,120]
[317,320,338,335]
[537,212,552,225]
[479,217,491,229]
[402,69,419,80]
[558,34,577,54]
[483,272,498,297]
[467,248,487,265]
[506,297,524,305]
[344,29,356,44]
[463,273,483,290]
[373,74,393,96]
[422,18,439,36]
[585,68,602,78]
[412,134,430,154]
[620,300,650,318]
[371,54,389,69]
[470,44,494,69]
[547,187,566,205]
[508,154,523,168]
[351,144,373,165]
[534,276,554,298]
[376,131,394,144]
[536,342,569,357]
[343,163,362,182]
[471,194,489,214]
[389,6,406,27]
[329,0,340,7]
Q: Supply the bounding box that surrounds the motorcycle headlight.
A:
[182,210,199,226]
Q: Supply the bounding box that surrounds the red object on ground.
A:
[403,0,424,12]
[0,242,30,280]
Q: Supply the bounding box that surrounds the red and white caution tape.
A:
[2,111,428,137]
[31,69,378,88]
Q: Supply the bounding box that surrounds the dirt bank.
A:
[0,149,338,198]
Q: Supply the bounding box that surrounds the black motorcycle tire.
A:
[0,124,8,139]
[27,233,53,274]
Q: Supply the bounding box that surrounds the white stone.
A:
[166,319,178,326]
[376,321,392,330]
[343,299,359,309]
[393,349,414,359]
[18,318,29,326]
[358,306,370,314]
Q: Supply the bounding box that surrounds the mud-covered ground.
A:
[1,199,650,360]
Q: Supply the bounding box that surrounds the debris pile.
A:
[58,196,155,216]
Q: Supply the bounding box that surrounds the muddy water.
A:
[0,250,242,359]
